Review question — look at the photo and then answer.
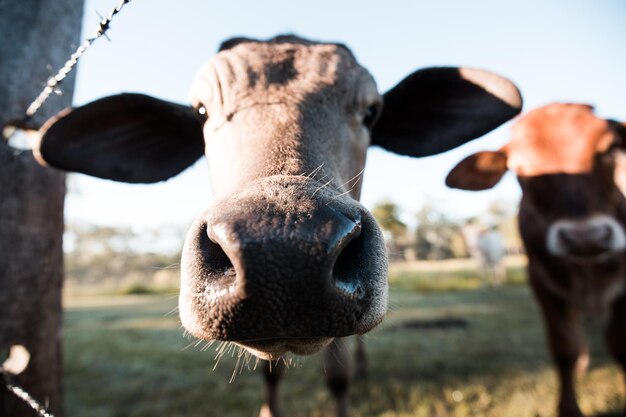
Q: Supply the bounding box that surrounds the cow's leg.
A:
[534,283,587,417]
[479,260,490,286]
[486,264,496,286]
[324,338,352,417]
[605,292,626,416]
[353,335,368,380]
[259,359,286,417]
[494,261,506,286]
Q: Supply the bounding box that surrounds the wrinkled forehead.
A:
[506,103,613,176]
[189,37,377,108]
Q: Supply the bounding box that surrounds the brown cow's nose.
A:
[179,176,388,356]
[547,215,626,259]
[558,224,612,256]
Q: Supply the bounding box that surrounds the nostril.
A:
[202,227,236,278]
[332,222,365,298]
[557,228,576,246]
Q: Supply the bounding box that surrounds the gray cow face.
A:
[35,35,522,359]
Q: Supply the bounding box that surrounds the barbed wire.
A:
[24,0,134,119]
[2,373,55,417]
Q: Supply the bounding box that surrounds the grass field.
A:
[63,258,625,417]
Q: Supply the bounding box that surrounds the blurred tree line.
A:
[64,223,183,292]
[63,199,521,291]
[371,199,522,262]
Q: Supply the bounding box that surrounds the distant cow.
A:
[35,35,521,417]
[447,103,626,417]
[477,226,507,285]
[462,222,507,285]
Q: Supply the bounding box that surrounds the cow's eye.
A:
[362,103,382,129]
[195,105,208,122]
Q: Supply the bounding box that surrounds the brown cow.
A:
[446,103,626,417]
[35,35,522,416]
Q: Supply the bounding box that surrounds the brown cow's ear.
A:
[371,67,522,157]
[445,151,508,191]
[35,93,205,183]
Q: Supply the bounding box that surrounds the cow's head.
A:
[447,103,626,263]
[36,35,521,359]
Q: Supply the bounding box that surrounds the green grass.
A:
[388,265,527,293]
[387,256,528,293]
[63,268,625,417]
[118,283,180,296]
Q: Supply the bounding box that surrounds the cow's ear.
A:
[445,151,508,191]
[35,93,205,183]
[371,67,522,157]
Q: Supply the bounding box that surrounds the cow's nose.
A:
[204,209,366,299]
[558,224,612,252]
[547,215,626,259]
[179,176,388,356]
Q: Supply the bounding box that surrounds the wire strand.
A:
[25,0,134,119]
[2,373,55,417]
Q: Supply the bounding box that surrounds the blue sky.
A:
[65,0,626,234]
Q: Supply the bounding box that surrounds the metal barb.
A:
[24,0,133,119]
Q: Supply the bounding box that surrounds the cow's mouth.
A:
[560,249,623,264]
[235,337,334,360]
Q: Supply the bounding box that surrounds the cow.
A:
[446,103,626,417]
[34,35,522,417]
[461,221,507,285]
[477,225,507,285]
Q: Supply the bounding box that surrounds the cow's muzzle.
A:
[179,176,388,359]
[546,214,626,262]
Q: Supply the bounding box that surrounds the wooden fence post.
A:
[0,1,84,415]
